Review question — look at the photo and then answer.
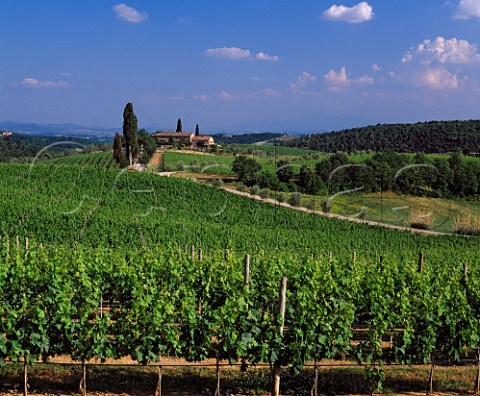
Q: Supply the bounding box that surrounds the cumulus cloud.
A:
[403,36,480,65]
[113,4,148,23]
[322,2,374,23]
[203,47,252,60]
[203,47,279,61]
[418,68,459,89]
[324,67,375,90]
[371,64,382,72]
[256,52,280,62]
[22,78,68,89]
[454,0,480,19]
[325,67,351,89]
[290,72,317,92]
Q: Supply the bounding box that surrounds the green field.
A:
[162,150,326,174]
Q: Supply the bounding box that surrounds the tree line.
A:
[233,151,480,198]
[0,135,107,163]
[284,120,480,153]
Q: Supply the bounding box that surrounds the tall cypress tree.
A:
[113,132,124,167]
[123,103,138,166]
[195,124,200,136]
[176,118,182,133]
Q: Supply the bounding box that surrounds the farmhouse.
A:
[192,135,215,148]
[1,131,12,137]
[151,131,215,149]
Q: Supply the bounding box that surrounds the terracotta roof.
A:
[152,131,193,137]
[192,136,213,141]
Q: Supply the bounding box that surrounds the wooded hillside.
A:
[284,120,480,153]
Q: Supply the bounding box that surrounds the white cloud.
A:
[454,0,480,19]
[356,75,375,85]
[418,68,459,89]
[324,67,375,90]
[256,52,280,62]
[259,88,281,97]
[193,94,210,102]
[22,78,68,89]
[203,47,252,60]
[325,67,351,89]
[322,2,374,23]
[403,37,480,65]
[371,64,382,72]
[217,90,235,100]
[113,4,148,23]
[290,72,317,92]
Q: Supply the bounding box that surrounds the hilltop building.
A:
[1,131,12,137]
[151,131,215,149]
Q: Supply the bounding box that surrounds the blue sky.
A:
[2,1,480,133]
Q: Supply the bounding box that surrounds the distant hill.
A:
[283,120,480,153]
[0,121,117,140]
[0,134,100,162]
[214,132,284,145]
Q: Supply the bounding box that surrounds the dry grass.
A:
[453,214,480,236]
[409,209,435,230]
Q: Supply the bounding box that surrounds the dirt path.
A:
[222,187,453,237]
[148,149,164,169]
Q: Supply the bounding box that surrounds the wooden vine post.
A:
[418,252,424,273]
[273,276,287,396]
[198,248,203,262]
[155,356,163,396]
[23,357,28,396]
[475,348,480,395]
[427,352,434,395]
[244,254,250,287]
[190,245,195,261]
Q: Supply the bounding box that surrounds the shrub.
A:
[259,188,271,199]
[288,192,301,207]
[190,160,199,171]
[211,178,224,188]
[409,209,435,230]
[276,192,286,203]
[237,183,248,193]
[306,198,316,211]
[250,185,260,196]
[176,161,185,171]
[321,199,332,213]
[356,206,367,219]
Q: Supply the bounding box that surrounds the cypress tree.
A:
[123,103,138,166]
[195,124,200,136]
[113,132,124,167]
[176,118,182,133]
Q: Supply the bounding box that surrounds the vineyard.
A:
[1,162,480,394]
[46,151,115,169]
